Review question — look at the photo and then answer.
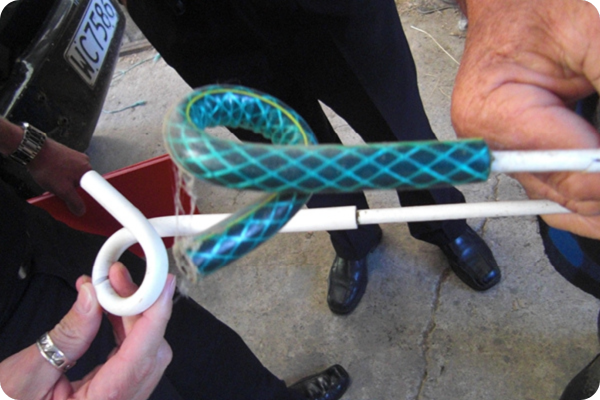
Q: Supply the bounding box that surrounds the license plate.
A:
[65,0,119,87]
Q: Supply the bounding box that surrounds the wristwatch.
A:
[9,122,47,165]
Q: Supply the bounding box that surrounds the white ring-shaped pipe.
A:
[81,171,168,317]
[89,198,570,316]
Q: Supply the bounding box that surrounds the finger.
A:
[546,172,600,212]
[84,275,175,400]
[65,191,87,217]
[109,262,138,297]
[119,274,175,365]
[512,94,599,150]
[107,262,138,344]
[122,271,175,337]
[509,172,600,238]
[70,364,102,392]
[471,83,600,150]
[540,213,600,240]
[132,274,176,340]
[52,174,87,217]
[514,171,600,215]
[0,280,103,400]
[113,274,175,362]
[48,282,103,368]
[76,274,92,291]
[577,1,600,95]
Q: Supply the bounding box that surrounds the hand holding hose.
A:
[452,0,600,238]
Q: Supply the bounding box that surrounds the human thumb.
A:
[0,281,104,400]
[46,281,103,371]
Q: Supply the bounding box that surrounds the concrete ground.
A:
[91,3,600,399]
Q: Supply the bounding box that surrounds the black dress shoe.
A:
[288,364,350,400]
[327,256,368,315]
[560,353,600,400]
[438,226,501,291]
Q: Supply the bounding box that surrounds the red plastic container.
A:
[28,154,196,257]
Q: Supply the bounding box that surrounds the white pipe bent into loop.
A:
[86,188,570,317]
[81,171,168,317]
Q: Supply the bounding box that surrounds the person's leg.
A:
[163,293,349,400]
[128,0,384,263]
[127,0,386,315]
[275,0,470,236]
[163,295,293,399]
[225,0,499,304]
[129,0,497,311]
[537,218,600,400]
[268,2,499,295]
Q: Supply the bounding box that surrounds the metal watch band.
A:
[9,122,47,165]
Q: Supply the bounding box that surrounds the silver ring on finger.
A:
[36,332,76,373]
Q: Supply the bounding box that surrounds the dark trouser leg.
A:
[398,189,467,246]
[163,296,294,400]
[538,217,600,300]
[271,4,469,251]
[538,218,600,400]
[274,2,501,295]
[126,0,466,255]
[230,86,385,261]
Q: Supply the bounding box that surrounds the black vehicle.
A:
[0,0,125,198]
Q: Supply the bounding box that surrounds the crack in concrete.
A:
[492,174,501,201]
[415,267,450,400]
[416,173,502,400]
[480,174,501,236]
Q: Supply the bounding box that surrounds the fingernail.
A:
[77,283,94,314]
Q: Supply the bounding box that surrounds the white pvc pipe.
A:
[492,150,600,173]
[91,199,569,316]
[84,148,600,317]
[81,171,168,317]
[357,200,569,225]
[95,206,359,267]
[88,196,571,317]
[99,200,569,257]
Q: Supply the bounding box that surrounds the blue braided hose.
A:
[164,85,491,279]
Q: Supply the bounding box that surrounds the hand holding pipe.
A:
[87,85,599,316]
[163,85,600,277]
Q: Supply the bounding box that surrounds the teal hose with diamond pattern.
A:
[164,85,491,279]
